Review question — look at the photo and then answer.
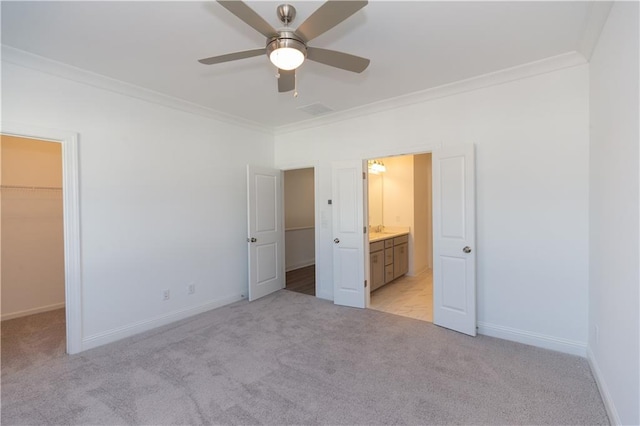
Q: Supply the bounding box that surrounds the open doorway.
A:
[283,168,316,296]
[1,124,81,354]
[1,135,66,347]
[366,153,433,322]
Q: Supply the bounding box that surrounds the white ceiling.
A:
[2,1,599,128]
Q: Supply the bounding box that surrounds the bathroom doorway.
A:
[366,153,434,322]
[283,167,316,296]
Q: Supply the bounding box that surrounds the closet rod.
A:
[0,185,62,190]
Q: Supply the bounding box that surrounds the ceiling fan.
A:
[198,1,370,94]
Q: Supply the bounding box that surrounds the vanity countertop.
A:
[369,228,410,243]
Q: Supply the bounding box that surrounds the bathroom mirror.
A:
[368,172,383,228]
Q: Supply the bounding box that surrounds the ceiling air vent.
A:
[297,102,334,116]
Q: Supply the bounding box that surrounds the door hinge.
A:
[362,172,366,179]
[363,226,367,234]
[364,280,368,288]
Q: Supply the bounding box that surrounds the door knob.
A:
[334,238,340,244]
[247,237,257,243]
[463,246,471,253]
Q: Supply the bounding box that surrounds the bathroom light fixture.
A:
[368,160,386,174]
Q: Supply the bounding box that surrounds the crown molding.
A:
[2,45,590,138]
[1,45,272,135]
[274,51,588,136]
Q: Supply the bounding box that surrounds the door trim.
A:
[1,122,82,354]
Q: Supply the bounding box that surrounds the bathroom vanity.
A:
[369,230,409,292]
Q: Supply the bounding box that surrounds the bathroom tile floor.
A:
[369,269,433,322]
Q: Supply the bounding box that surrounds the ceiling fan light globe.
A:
[270,47,305,70]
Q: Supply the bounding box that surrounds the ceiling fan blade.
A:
[217,1,278,38]
[295,1,367,43]
[198,48,266,65]
[278,69,295,93]
[306,47,370,73]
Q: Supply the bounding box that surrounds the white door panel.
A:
[332,161,366,308]
[433,144,476,336]
[247,166,284,301]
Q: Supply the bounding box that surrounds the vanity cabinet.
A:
[370,241,385,291]
[384,240,394,284]
[369,233,409,291]
[393,235,409,279]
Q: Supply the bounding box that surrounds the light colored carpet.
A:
[2,290,608,425]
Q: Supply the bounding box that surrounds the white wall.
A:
[275,64,590,355]
[382,155,414,230]
[588,2,640,425]
[381,155,415,274]
[368,172,383,228]
[2,59,274,349]
[284,168,315,271]
[413,153,432,274]
[1,136,65,319]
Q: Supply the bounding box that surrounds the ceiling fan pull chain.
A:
[294,74,299,98]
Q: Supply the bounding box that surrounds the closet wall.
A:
[1,135,65,320]
[284,168,315,271]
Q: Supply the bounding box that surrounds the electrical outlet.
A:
[162,289,170,301]
[188,284,195,295]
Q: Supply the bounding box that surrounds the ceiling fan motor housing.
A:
[266,31,308,62]
[268,4,308,68]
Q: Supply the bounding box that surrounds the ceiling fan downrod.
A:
[276,4,296,27]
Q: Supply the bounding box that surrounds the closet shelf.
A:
[0,185,62,191]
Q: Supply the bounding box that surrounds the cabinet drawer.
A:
[384,248,394,265]
[394,234,409,245]
[385,265,394,283]
[384,239,394,249]
[370,241,384,253]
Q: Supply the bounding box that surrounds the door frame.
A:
[1,122,82,354]
[279,162,320,298]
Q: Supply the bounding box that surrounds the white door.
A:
[247,165,285,301]
[432,144,476,336]
[332,160,366,308]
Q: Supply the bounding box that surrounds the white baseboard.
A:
[285,260,315,272]
[81,294,244,351]
[477,321,587,357]
[1,302,66,321]
[587,346,621,425]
